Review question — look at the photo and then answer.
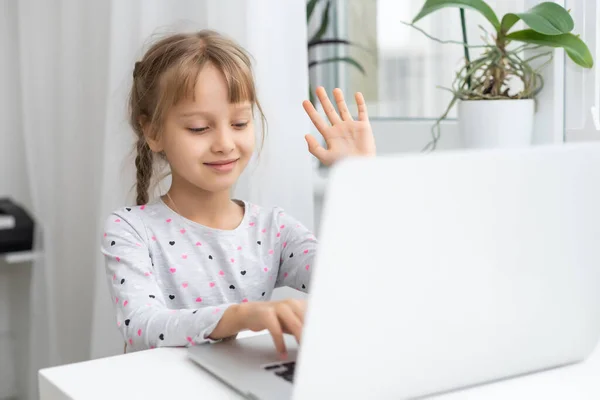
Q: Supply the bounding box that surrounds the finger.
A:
[355,91,369,122]
[333,88,353,121]
[305,134,333,166]
[277,304,303,344]
[264,311,287,357]
[302,100,330,136]
[316,86,342,125]
[286,299,306,325]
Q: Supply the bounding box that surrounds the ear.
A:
[139,115,163,153]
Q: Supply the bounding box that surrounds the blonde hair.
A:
[129,30,266,205]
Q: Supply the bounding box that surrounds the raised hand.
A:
[303,86,376,166]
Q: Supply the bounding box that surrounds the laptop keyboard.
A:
[264,361,296,383]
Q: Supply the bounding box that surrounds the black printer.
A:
[0,198,35,254]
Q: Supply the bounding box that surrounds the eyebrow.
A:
[179,105,252,118]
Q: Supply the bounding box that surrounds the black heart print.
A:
[126,207,131,211]
[169,295,175,300]
[193,310,198,314]
[159,333,164,340]
[262,292,265,296]
[302,284,306,289]
[120,278,125,284]
[125,319,131,326]
[169,241,175,246]
[257,241,261,245]
[111,241,116,246]
[209,255,213,260]
[229,285,235,289]
[289,253,294,258]
[240,270,247,275]
[149,295,155,299]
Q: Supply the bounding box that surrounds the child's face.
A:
[152,63,256,194]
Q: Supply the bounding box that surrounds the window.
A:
[310,0,532,120]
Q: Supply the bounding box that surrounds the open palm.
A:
[303,86,376,166]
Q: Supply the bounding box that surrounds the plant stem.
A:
[400,21,492,48]
[460,9,471,90]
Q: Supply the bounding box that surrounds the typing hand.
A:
[240,298,306,359]
[303,86,376,166]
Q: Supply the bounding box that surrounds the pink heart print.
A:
[284,272,289,278]
[116,257,121,262]
[115,296,119,304]
[123,300,129,307]
[129,338,133,346]
[280,225,285,229]
[230,258,235,263]
[268,249,274,255]
[140,205,146,210]
[117,321,121,327]
[276,233,281,238]
[242,298,248,303]
[209,282,216,288]
[305,264,310,270]
[237,246,242,251]
[180,229,186,234]
[151,236,157,241]
[249,222,255,227]
[283,242,287,248]
[169,268,177,273]
[114,219,121,223]
[264,267,269,272]
[261,228,266,233]
[166,218,172,223]
[196,297,202,303]
[103,233,107,237]
[196,241,202,246]
[182,254,188,259]
[304,249,309,254]
[182,282,188,289]
[137,329,142,337]
[219,270,225,276]
[144,272,152,277]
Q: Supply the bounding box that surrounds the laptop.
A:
[188,143,600,399]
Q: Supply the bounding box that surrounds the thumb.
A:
[305,134,332,166]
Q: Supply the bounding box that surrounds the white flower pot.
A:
[458,99,535,149]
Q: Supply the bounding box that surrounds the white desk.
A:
[39,337,600,400]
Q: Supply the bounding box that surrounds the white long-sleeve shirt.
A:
[101,199,316,352]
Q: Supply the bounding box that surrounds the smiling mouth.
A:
[204,158,239,166]
[203,158,239,172]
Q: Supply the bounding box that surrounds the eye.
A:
[188,127,209,133]
[233,122,249,129]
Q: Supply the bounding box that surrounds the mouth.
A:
[204,158,239,172]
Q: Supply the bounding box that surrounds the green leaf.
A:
[308,57,366,75]
[412,0,500,31]
[506,29,593,68]
[501,2,574,35]
[308,38,353,49]
[306,0,319,23]
[309,0,332,44]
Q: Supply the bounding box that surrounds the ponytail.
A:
[135,139,153,206]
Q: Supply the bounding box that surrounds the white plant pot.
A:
[458,99,535,149]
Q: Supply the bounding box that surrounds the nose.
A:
[211,126,235,155]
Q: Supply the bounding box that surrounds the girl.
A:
[101,30,376,358]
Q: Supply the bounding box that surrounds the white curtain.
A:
[3,0,311,397]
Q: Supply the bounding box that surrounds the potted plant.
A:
[408,1,594,151]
